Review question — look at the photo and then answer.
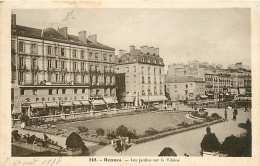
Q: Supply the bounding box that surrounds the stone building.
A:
[11,14,117,116]
[115,45,167,107]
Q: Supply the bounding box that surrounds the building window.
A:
[11,88,14,100]
[73,62,77,71]
[154,68,156,74]
[186,84,188,88]
[56,89,59,94]
[109,54,112,62]
[82,75,85,83]
[82,89,85,93]
[142,76,145,84]
[32,59,37,69]
[55,60,58,68]
[141,67,144,74]
[74,89,78,94]
[19,42,24,52]
[159,68,162,74]
[89,52,93,60]
[49,89,53,95]
[48,60,52,69]
[47,46,52,55]
[31,44,37,54]
[95,53,98,59]
[81,62,85,71]
[61,74,65,82]
[33,89,37,95]
[20,89,24,95]
[154,77,156,84]
[148,77,151,84]
[134,66,136,72]
[103,54,107,61]
[126,67,129,72]
[62,89,66,94]
[81,50,84,58]
[55,46,58,55]
[61,61,65,69]
[19,57,24,68]
[73,49,77,57]
[148,67,150,74]
[55,74,59,82]
[61,48,65,56]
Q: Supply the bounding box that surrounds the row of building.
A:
[11,14,167,116]
[11,14,251,116]
[166,61,251,103]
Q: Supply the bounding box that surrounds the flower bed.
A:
[131,119,225,144]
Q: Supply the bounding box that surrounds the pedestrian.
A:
[232,111,236,121]
[245,105,249,112]
[21,122,25,130]
[234,106,238,116]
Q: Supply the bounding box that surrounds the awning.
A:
[91,100,106,106]
[81,100,90,105]
[141,96,168,102]
[61,101,72,106]
[46,102,58,107]
[121,96,134,103]
[30,102,45,108]
[200,95,208,99]
[72,100,82,106]
[207,94,213,96]
[103,97,118,104]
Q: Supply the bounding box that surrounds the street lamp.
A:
[223,87,227,121]
[148,89,150,108]
[60,99,64,114]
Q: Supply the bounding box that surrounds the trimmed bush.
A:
[96,128,105,136]
[116,125,129,137]
[158,147,177,156]
[144,128,159,136]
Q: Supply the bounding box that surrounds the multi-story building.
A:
[167,63,186,78]
[115,45,167,107]
[165,76,206,102]
[11,14,117,116]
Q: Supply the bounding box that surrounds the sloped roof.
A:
[12,25,115,51]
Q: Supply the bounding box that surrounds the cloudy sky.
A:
[13,8,251,69]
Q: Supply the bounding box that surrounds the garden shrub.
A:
[158,147,177,156]
[96,128,105,136]
[78,126,89,134]
[116,125,129,137]
[144,128,159,136]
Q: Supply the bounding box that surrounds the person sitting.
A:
[201,127,221,153]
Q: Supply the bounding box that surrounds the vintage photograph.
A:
[10,8,252,157]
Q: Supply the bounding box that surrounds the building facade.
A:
[115,46,167,107]
[11,14,117,116]
[166,76,206,102]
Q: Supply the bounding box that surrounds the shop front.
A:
[103,97,118,108]
[120,96,134,107]
[72,100,83,113]
[141,96,167,107]
[80,100,91,112]
[91,99,106,111]
[45,102,59,115]
[30,102,46,117]
[60,101,73,114]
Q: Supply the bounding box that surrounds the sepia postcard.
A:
[0,1,260,166]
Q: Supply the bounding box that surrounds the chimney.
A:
[11,14,16,27]
[118,50,126,58]
[148,46,154,55]
[140,46,148,54]
[88,34,97,43]
[129,45,135,52]
[78,31,87,43]
[57,27,68,39]
[154,48,159,56]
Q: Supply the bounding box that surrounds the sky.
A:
[13,8,251,69]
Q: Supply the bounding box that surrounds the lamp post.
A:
[148,90,150,108]
[60,99,64,114]
[223,87,227,121]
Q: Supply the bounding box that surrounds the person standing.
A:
[232,111,236,121]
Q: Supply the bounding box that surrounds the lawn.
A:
[56,112,193,134]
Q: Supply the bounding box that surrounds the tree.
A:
[96,128,105,136]
[158,147,177,156]
[201,127,221,152]
[221,135,242,157]
[66,132,90,156]
[66,132,84,149]
[116,125,128,137]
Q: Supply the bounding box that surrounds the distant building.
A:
[167,63,186,78]
[11,14,117,116]
[165,76,206,103]
[116,45,167,107]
